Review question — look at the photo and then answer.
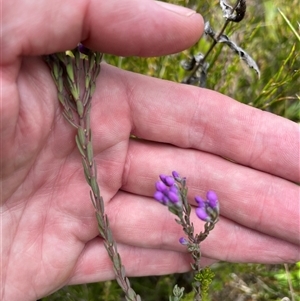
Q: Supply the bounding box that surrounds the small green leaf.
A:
[126,287,137,301]
[82,158,91,184]
[76,100,84,118]
[53,61,60,80]
[86,141,94,167]
[57,92,65,106]
[85,74,91,90]
[66,62,75,82]
[77,126,86,148]
[113,253,121,270]
[75,135,86,158]
[90,176,100,197]
[278,8,300,42]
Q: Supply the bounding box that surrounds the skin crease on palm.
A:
[1,0,299,300]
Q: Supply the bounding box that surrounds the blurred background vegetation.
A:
[42,0,299,300]
[104,0,299,121]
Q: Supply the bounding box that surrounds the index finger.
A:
[99,65,299,182]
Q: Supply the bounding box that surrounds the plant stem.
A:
[176,180,218,301]
[184,0,244,85]
[45,47,141,301]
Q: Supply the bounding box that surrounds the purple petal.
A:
[169,185,179,193]
[155,181,167,192]
[154,191,164,202]
[168,191,179,203]
[179,237,188,245]
[195,196,205,208]
[162,196,169,205]
[206,191,218,209]
[159,174,168,182]
[196,207,211,222]
[172,171,180,179]
[164,176,175,186]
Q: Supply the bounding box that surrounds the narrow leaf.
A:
[77,126,86,149]
[126,287,137,300]
[66,62,75,82]
[75,135,86,158]
[278,8,300,42]
[113,253,121,270]
[82,158,91,185]
[57,92,66,107]
[218,34,260,76]
[90,176,100,198]
[76,100,84,118]
[86,141,94,167]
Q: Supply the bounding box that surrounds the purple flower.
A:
[154,191,164,202]
[196,207,212,222]
[195,196,205,208]
[159,174,175,186]
[154,173,182,208]
[206,190,218,209]
[172,170,186,185]
[168,191,180,203]
[179,237,188,245]
[169,185,179,193]
[195,191,219,223]
[172,171,180,179]
[155,181,167,192]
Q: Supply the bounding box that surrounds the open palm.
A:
[1,1,299,301]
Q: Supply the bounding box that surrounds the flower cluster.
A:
[154,172,182,208]
[154,171,219,224]
[195,191,219,223]
[154,171,219,299]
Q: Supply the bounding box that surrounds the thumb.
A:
[2,0,204,64]
[85,0,204,56]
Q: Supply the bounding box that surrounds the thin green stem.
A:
[45,48,141,301]
[175,180,218,301]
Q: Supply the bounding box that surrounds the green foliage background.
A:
[105,0,299,121]
[42,0,299,300]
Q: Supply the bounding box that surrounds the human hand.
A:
[1,1,299,301]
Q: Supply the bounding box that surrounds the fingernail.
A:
[156,1,196,17]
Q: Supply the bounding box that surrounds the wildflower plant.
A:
[154,172,219,301]
[44,44,219,300]
[43,1,249,300]
[42,1,298,300]
[44,46,141,301]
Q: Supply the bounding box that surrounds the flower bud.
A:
[172,170,180,179]
[206,191,218,209]
[168,191,180,203]
[196,207,212,222]
[155,181,167,192]
[154,191,164,202]
[179,237,188,245]
[195,196,205,208]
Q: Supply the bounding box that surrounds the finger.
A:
[96,65,299,183]
[106,192,299,263]
[69,237,216,285]
[3,0,203,64]
[120,139,299,246]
